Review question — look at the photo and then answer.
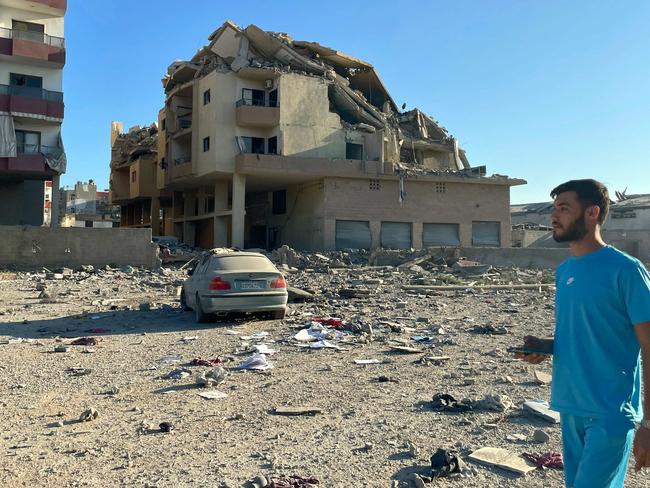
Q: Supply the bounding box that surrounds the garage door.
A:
[335,220,371,250]
[381,221,412,249]
[423,223,460,247]
[472,221,500,247]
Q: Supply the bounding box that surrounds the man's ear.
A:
[586,204,601,223]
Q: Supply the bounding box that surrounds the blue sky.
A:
[62,0,650,203]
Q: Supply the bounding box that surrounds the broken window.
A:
[241,136,265,154]
[472,221,500,247]
[336,220,371,250]
[369,179,381,191]
[10,73,42,88]
[203,137,210,152]
[272,189,287,215]
[161,118,166,131]
[381,222,412,249]
[131,170,137,183]
[242,88,265,106]
[423,223,460,247]
[203,89,211,105]
[346,143,363,160]
[268,136,278,155]
[15,130,40,154]
[269,89,278,108]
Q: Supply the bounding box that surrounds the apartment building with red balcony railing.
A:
[0,0,66,226]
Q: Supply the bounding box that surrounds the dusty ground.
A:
[0,257,648,488]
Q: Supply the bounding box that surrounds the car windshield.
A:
[210,255,277,272]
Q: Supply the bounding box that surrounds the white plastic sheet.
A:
[0,115,17,158]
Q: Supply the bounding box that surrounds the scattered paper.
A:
[252,343,278,355]
[354,359,381,365]
[238,353,273,371]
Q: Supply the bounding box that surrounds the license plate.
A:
[239,281,265,290]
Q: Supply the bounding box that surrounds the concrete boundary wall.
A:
[0,226,160,269]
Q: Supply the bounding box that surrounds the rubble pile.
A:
[110,124,158,169]
[0,251,628,487]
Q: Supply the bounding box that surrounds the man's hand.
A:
[513,335,554,364]
[634,426,650,472]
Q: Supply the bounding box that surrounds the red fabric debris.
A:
[190,357,223,366]
[70,337,98,346]
[312,317,343,327]
[523,452,564,470]
[270,475,320,488]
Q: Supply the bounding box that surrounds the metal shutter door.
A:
[335,220,371,250]
[423,223,460,247]
[472,221,500,247]
[380,222,412,249]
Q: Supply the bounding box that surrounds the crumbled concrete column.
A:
[150,198,161,236]
[370,221,381,250]
[231,173,245,248]
[50,174,60,227]
[412,222,423,249]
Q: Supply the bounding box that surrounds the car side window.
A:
[194,256,210,276]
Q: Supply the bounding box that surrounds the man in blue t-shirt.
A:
[516,179,650,488]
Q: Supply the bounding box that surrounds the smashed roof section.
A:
[161,21,513,179]
[110,124,158,169]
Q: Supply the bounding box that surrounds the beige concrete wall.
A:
[210,24,240,59]
[322,177,512,250]
[195,70,238,175]
[256,182,325,251]
[279,74,345,159]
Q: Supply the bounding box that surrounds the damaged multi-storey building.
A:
[109,121,173,234]
[113,20,524,251]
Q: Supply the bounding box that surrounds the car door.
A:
[185,256,206,306]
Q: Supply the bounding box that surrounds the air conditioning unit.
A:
[264,79,274,89]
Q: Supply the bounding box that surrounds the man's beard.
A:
[553,214,588,243]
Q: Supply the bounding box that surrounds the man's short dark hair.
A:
[550,179,610,224]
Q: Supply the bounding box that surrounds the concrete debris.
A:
[110,124,158,170]
[0,252,564,486]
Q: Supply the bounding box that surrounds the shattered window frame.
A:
[346,142,364,160]
[203,136,210,152]
[203,89,211,105]
[241,136,265,154]
[268,136,278,155]
[241,88,265,107]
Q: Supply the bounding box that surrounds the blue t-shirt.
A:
[550,245,650,422]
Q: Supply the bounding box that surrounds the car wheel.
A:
[180,288,190,311]
[271,309,286,320]
[195,293,209,323]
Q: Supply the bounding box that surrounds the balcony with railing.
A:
[235,98,280,128]
[0,27,65,66]
[0,143,62,176]
[0,83,64,119]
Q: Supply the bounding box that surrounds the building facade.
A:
[109,122,173,235]
[59,179,120,228]
[0,0,66,226]
[127,21,524,251]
